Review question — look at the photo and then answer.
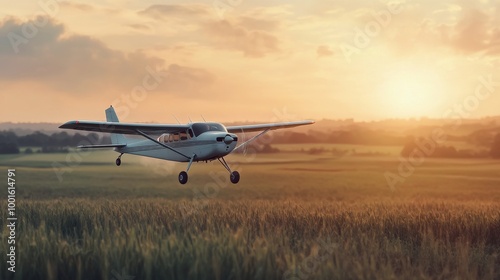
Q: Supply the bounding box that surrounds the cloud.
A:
[236,16,280,31]
[420,7,500,56]
[137,4,283,58]
[356,4,500,58]
[161,64,215,96]
[0,17,214,95]
[127,23,151,32]
[450,9,490,53]
[488,28,500,55]
[59,1,95,12]
[203,20,280,57]
[138,4,210,20]
[317,45,334,57]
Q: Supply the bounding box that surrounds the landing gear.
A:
[178,154,196,185]
[218,157,240,184]
[230,171,240,184]
[178,171,188,184]
[116,154,123,166]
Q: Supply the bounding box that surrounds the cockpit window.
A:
[172,133,180,141]
[180,132,188,140]
[191,123,227,137]
[158,132,189,143]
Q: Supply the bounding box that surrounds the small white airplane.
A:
[60,106,314,184]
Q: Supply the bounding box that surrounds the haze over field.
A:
[1,0,499,123]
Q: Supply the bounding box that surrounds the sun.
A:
[378,65,445,118]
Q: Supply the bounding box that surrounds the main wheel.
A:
[178,171,188,184]
[230,171,240,184]
[116,158,121,166]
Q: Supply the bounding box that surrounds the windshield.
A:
[191,123,227,137]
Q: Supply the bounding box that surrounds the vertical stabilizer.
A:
[105,106,128,144]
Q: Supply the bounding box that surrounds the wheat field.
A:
[0,150,499,279]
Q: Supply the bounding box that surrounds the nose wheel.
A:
[230,171,240,184]
[219,157,240,184]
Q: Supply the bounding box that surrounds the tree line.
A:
[401,134,500,159]
[1,129,500,158]
[0,131,110,154]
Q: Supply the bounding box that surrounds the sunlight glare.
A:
[379,66,445,118]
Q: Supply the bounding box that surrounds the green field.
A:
[0,148,499,279]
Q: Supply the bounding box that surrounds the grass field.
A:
[0,147,499,279]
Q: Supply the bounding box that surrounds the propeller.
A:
[224,135,235,145]
[217,134,238,144]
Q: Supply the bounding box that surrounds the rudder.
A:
[105,106,128,145]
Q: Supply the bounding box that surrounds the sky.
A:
[0,0,499,123]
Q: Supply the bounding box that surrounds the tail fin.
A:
[105,106,128,145]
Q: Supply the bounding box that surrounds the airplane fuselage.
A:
[116,123,239,162]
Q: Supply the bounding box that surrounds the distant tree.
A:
[400,136,417,157]
[71,133,88,146]
[0,131,18,144]
[467,130,493,147]
[18,131,50,147]
[24,148,34,154]
[308,147,326,155]
[400,136,463,158]
[72,132,101,146]
[490,133,500,158]
[13,130,107,148]
[51,132,70,146]
[0,131,19,154]
[0,142,19,154]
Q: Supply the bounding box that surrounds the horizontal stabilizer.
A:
[77,144,127,149]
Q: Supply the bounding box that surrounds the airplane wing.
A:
[59,120,190,135]
[226,120,314,133]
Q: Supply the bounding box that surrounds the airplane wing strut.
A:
[232,129,270,153]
